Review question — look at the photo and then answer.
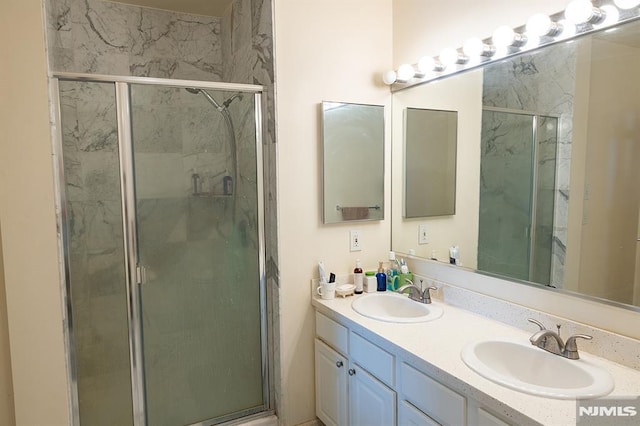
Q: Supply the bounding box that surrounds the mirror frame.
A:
[321,101,385,224]
[390,9,640,314]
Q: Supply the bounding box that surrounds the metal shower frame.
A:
[49,72,271,426]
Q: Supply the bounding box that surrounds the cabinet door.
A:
[315,339,348,426]
[349,362,396,426]
[399,400,441,426]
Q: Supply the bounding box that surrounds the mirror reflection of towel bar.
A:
[336,205,380,211]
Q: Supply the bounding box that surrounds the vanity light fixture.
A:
[557,19,578,38]
[565,0,606,24]
[396,63,416,82]
[383,0,634,87]
[595,5,621,27]
[439,47,468,68]
[492,25,528,48]
[613,0,640,9]
[526,13,563,37]
[417,56,444,76]
[463,37,496,58]
[382,70,397,85]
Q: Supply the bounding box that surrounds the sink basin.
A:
[351,292,443,323]
[461,339,614,399]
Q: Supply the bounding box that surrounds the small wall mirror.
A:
[322,101,385,224]
[404,108,457,218]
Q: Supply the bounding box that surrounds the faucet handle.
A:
[527,318,546,331]
[564,334,592,359]
[565,334,592,350]
[422,286,437,304]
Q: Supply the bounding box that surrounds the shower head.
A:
[222,92,244,109]
[185,87,224,110]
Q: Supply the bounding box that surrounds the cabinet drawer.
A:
[316,312,348,355]
[349,331,395,387]
[400,362,466,426]
[399,400,440,426]
[476,407,510,426]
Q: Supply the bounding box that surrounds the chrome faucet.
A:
[397,279,437,304]
[528,318,592,360]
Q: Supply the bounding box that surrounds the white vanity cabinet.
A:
[315,339,348,426]
[315,310,516,426]
[399,362,466,426]
[315,312,396,426]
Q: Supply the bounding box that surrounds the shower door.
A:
[55,76,267,426]
[129,83,265,425]
[478,109,558,284]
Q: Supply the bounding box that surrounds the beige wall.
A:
[273,0,392,423]
[0,1,70,425]
[392,69,483,267]
[578,39,640,303]
[0,225,15,426]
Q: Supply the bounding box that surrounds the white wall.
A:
[273,0,393,423]
[0,1,70,425]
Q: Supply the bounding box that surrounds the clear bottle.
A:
[354,259,363,294]
[376,261,387,292]
[386,251,400,291]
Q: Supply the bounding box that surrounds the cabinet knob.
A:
[336,361,343,368]
[348,368,356,376]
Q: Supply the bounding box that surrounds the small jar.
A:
[364,271,377,293]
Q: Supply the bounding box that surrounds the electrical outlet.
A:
[349,230,362,252]
[418,224,428,245]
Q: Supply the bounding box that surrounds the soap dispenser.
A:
[376,261,387,292]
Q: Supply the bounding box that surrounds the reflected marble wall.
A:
[482,44,576,287]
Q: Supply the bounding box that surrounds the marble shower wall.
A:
[46,0,277,423]
[482,44,577,287]
[46,0,223,79]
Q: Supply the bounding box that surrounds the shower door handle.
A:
[136,265,147,285]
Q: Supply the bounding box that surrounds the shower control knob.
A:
[348,368,356,376]
[335,361,343,368]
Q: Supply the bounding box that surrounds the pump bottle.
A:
[354,260,363,294]
[376,261,387,292]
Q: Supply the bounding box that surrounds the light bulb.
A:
[417,56,436,74]
[565,0,602,24]
[614,0,640,9]
[595,5,620,27]
[463,37,484,57]
[492,26,526,48]
[558,19,577,38]
[382,70,397,85]
[397,64,415,82]
[439,47,460,68]
[526,13,561,37]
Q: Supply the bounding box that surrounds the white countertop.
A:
[312,293,640,426]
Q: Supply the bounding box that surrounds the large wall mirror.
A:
[322,101,385,224]
[391,16,640,310]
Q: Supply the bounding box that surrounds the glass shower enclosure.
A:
[478,108,559,285]
[52,74,269,425]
